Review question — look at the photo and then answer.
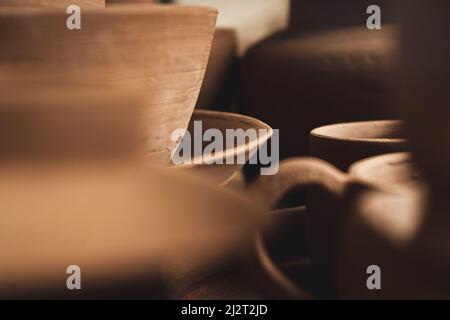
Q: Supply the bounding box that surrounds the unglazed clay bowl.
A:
[0,4,217,161]
[172,110,273,186]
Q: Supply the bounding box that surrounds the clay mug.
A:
[336,166,431,298]
[250,152,421,297]
[309,120,408,261]
[309,120,408,293]
[255,120,409,295]
[276,120,408,207]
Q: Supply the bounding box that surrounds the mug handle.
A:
[244,157,361,299]
[249,157,350,208]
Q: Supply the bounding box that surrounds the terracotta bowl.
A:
[172,110,273,186]
[0,4,217,160]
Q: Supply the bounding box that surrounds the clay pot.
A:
[310,120,408,171]
[173,110,273,186]
[0,4,217,161]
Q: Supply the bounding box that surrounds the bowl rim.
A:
[172,109,273,169]
[310,120,407,144]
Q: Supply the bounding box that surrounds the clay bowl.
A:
[0,4,217,161]
[310,120,408,171]
[0,0,104,8]
[172,110,273,186]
